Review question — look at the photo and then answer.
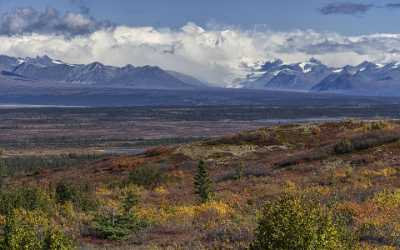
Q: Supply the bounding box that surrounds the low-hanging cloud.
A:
[0,7,112,36]
[386,3,400,9]
[1,20,400,85]
[319,2,400,15]
[319,2,374,15]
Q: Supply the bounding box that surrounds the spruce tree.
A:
[122,190,139,214]
[0,159,6,188]
[194,160,213,203]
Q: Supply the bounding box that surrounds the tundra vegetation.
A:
[1,120,400,249]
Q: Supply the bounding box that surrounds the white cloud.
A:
[1,22,400,85]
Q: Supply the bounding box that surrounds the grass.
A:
[0,153,104,176]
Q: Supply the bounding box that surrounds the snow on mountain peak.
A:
[0,54,208,89]
[298,62,313,73]
[239,57,400,94]
[332,68,344,73]
[391,61,400,69]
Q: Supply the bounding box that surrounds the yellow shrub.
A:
[304,185,331,197]
[136,206,169,224]
[361,169,382,177]
[120,184,144,196]
[162,201,233,220]
[14,208,50,226]
[100,199,121,213]
[362,168,397,178]
[136,201,233,227]
[154,186,168,195]
[283,180,297,193]
[381,167,397,177]
[354,121,393,133]
[57,201,76,221]
[359,244,397,250]
[372,189,400,208]
[0,214,5,226]
[196,201,232,217]
[96,185,113,197]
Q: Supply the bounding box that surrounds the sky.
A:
[1,0,400,84]
[1,0,400,35]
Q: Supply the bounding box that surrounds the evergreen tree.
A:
[122,191,139,214]
[234,161,244,180]
[194,160,213,203]
[0,160,6,188]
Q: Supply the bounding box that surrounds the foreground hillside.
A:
[2,120,400,249]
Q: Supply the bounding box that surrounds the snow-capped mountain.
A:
[3,54,400,96]
[0,55,208,90]
[0,55,22,72]
[312,61,400,95]
[241,58,332,91]
[240,59,400,96]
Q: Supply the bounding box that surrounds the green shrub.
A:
[44,227,75,250]
[122,191,139,214]
[89,189,147,241]
[54,181,98,212]
[55,182,78,204]
[90,212,148,241]
[1,154,103,177]
[334,139,354,154]
[0,187,53,215]
[335,132,399,155]
[250,194,355,250]
[233,162,244,180]
[128,165,165,188]
[0,160,6,188]
[2,210,44,250]
[1,209,75,250]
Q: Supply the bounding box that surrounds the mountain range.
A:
[240,58,400,96]
[0,55,208,90]
[2,54,400,96]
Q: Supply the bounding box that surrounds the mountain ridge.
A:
[0,55,209,90]
[2,54,400,96]
[240,58,400,96]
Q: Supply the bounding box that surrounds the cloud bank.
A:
[1,8,400,85]
[0,7,112,36]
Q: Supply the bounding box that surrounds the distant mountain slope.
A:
[240,59,400,96]
[167,71,208,87]
[241,58,332,90]
[312,62,400,95]
[0,55,209,90]
[0,55,21,72]
[4,54,400,96]
[245,58,332,91]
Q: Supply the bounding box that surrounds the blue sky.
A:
[1,0,400,35]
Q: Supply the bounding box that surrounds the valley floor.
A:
[1,107,400,249]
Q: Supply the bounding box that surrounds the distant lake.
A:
[102,148,146,155]
[255,117,347,123]
[0,104,86,108]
